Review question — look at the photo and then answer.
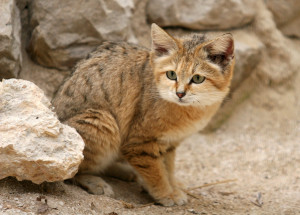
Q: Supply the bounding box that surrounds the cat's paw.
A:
[157,189,188,206]
[92,181,114,197]
[74,174,114,197]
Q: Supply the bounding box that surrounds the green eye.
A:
[166,71,177,80]
[191,75,205,84]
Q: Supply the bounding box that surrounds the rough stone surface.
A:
[0,0,22,79]
[0,79,84,184]
[253,0,300,84]
[19,41,69,100]
[28,0,137,70]
[266,0,300,38]
[147,0,256,30]
[279,16,300,39]
[231,31,265,91]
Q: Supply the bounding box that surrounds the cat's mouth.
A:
[177,98,190,106]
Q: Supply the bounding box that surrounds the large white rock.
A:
[0,79,84,184]
[0,0,22,79]
[28,0,136,70]
[147,0,256,30]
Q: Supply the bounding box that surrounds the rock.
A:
[147,0,256,30]
[131,0,151,47]
[0,79,84,184]
[253,0,300,84]
[16,0,66,100]
[28,0,137,70]
[231,31,265,91]
[0,0,22,79]
[19,42,70,100]
[279,17,300,39]
[265,0,300,38]
[265,0,300,26]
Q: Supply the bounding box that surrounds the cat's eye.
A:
[166,71,177,80]
[191,75,205,84]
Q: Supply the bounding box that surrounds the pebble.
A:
[166,208,172,212]
[59,201,64,206]
[187,208,199,214]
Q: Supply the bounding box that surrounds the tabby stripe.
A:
[206,77,222,90]
[138,151,159,159]
[135,164,150,169]
[166,146,175,153]
[64,85,74,97]
[101,82,110,102]
[84,116,100,121]
[126,138,158,148]
[118,71,125,107]
[87,109,101,115]
[141,59,149,73]
[76,120,99,130]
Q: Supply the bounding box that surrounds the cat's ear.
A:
[203,33,234,68]
[151,23,178,56]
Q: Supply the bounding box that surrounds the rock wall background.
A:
[0,0,298,97]
[0,0,299,125]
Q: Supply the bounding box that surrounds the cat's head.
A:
[150,23,235,107]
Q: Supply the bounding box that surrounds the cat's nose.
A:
[176,92,186,98]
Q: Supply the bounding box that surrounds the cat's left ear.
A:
[203,33,234,69]
[151,23,178,56]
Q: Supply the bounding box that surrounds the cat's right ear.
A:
[151,23,178,56]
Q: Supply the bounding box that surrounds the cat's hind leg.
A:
[66,109,121,197]
[105,160,137,182]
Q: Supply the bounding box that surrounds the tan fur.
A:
[52,24,235,206]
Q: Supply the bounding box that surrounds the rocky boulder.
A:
[266,0,300,38]
[0,0,22,79]
[254,0,300,84]
[231,31,264,91]
[0,79,84,184]
[147,0,256,30]
[28,0,136,70]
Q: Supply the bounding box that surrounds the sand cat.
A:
[52,23,234,206]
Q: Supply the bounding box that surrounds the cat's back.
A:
[52,41,151,122]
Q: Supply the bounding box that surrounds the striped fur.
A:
[52,24,234,206]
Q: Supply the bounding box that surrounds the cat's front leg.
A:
[164,146,188,205]
[122,142,187,206]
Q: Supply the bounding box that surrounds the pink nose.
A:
[176,92,186,98]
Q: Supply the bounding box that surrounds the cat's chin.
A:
[176,100,192,106]
[168,98,197,107]
[176,99,215,108]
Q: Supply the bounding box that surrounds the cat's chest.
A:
[159,112,213,143]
